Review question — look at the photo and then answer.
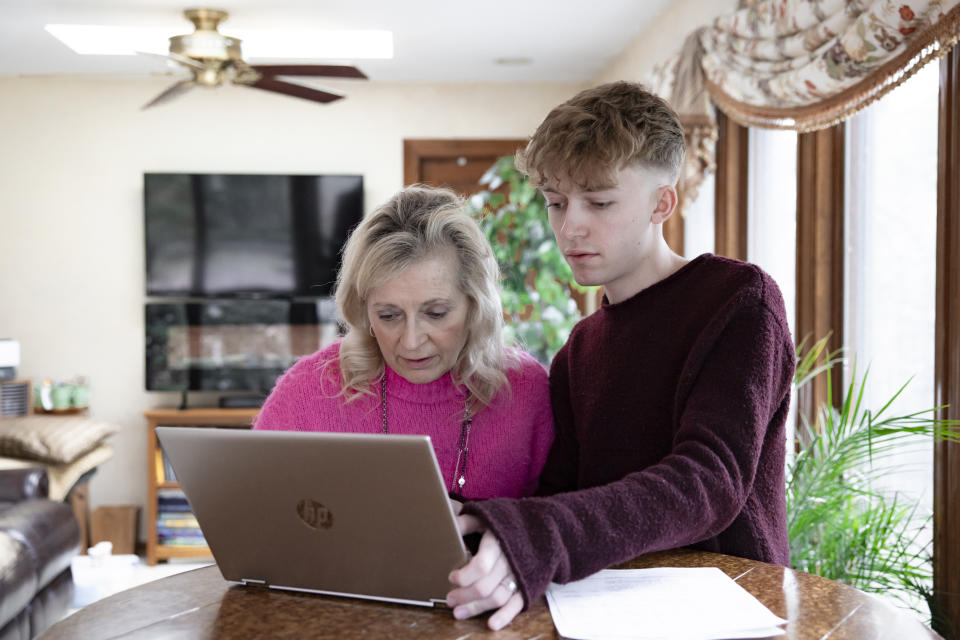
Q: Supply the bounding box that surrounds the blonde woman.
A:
[254,185,553,500]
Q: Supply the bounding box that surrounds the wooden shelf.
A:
[155,544,212,560]
[145,407,259,565]
[34,406,89,415]
[144,408,258,426]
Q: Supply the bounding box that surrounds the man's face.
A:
[542,164,672,304]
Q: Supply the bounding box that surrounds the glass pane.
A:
[844,62,939,611]
[747,128,798,464]
[747,128,797,339]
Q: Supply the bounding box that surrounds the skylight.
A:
[44,24,394,59]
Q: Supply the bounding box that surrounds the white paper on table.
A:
[545,567,787,640]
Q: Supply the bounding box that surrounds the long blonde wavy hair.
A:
[333,185,514,408]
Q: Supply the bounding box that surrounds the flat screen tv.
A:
[144,173,363,298]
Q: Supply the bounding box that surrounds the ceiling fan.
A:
[142,8,367,109]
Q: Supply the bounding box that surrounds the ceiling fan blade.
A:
[142,79,196,110]
[248,64,367,79]
[136,50,204,71]
[244,77,344,104]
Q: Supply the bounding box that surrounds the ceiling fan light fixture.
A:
[169,32,241,61]
[182,7,228,32]
[52,9,370,108]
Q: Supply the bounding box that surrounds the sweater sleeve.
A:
[534,343,578,496]
[461,302,794,608]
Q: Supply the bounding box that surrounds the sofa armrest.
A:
[0,468,50,502]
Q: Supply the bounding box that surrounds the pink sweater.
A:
[254,342,554,499]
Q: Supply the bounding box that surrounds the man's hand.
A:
[446,514,524,630]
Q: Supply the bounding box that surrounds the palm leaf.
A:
[788,339,960,621]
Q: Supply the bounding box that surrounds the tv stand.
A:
[218,395,265,409]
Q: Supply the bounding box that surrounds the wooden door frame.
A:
[403,139,527,186]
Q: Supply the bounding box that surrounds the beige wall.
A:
[0,76,580,537]
[592,0,738,85]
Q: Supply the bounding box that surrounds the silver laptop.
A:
[155,427,470,607]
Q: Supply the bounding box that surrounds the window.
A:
[747,128,798,460]
[843,61,940,603]
[747,128,798,340]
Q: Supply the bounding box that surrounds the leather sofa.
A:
[0,468,80,639]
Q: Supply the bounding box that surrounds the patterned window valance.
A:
[648,31,718,216]
[702,0,960,131]
[647,0,960,210]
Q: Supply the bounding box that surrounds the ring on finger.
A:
[501,577,517,593]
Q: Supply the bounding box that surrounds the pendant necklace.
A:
[381,376,472,497]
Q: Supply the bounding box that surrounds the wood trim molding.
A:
[934,44,960,640]
[402,139,527,186]
[714,111,749,260]
[795,123,845,420]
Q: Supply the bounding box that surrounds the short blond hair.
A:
[517,81,685,188]
[334,185,513,408]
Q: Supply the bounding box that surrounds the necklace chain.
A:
[380,376,472,497]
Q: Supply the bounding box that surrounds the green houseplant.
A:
[789,336,960,632]
[466,156,594,364]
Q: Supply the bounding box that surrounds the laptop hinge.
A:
[241,578,269,588]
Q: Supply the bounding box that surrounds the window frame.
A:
[711,45,960,633]
[934,45,960,635]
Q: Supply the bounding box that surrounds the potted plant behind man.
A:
[467,156,595,364]
[789,336,960,635]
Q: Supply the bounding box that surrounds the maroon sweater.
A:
[462,254,795,608]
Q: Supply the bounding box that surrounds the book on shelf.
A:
[157,506,193,516]
[157,537,208,546]
[157,488,191,511]
[156,515,200,528]
[158,526,206,538]
[157,525,204,538]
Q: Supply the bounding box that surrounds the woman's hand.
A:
[446,515,524,630]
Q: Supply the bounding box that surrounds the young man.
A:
[445,81,795,629]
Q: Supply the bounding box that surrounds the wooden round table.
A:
[40,549,938,639]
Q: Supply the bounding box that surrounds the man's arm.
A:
[450,303,794,623]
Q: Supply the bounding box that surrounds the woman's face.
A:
[366,249,470,384]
